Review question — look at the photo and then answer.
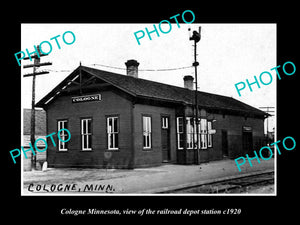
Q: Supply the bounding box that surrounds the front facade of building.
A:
[36,60,268,169]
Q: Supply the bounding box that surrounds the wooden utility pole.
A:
[259,107,275,133]
[259,106,275,145]
[23,45,52,170]
[189,27,201,165]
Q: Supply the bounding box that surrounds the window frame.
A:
[176,117,184,150]
[81,118,92,151]
[200,118,208,149]
[57,119,68,151]
[207,121,213,148]
[176,117,211,150]
[162,116,169,129]
[186,117,194,149]
[142,115,152,149]
[107,116,119,150]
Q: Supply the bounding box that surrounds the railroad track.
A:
[158,171,274,194]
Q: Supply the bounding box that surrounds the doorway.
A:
[242,128,253,156]
[222,130,228,157]
[161,116,171,162]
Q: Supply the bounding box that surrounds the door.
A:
[161,116,171,162]
[242,130,253,156]
[222,130,228,157]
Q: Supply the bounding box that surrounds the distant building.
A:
[23,108,46,171]
[36,60,268,169]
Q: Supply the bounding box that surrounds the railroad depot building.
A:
[36,60,268,169]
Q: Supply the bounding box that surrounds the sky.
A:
[21,23,276,132]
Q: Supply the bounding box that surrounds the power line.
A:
[259,106,275,137]
[31,64,192,74]
[89,63,193,72]
[141,66,193,71]
[89,63,125,70]
[46,69,71,72]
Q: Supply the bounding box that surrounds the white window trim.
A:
[81,118,92,151]
[176,117,210,150]
[207,121,213,148]
[176,117,183,150]
[107,117,119,150]
[186,117,194,149]
[162,117,168,129]
[143,116,152,149]
[200,118,208,149]
[58,120,68,151]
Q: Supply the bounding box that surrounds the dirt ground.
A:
[23,167,166,185]
[243,184,274,194]
[22,158,275,195]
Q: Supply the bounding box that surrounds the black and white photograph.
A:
[4,3,298,221]
[20,23,276,195]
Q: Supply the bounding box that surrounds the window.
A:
[207,121,213,147]
[186,117,194,149]
[142,116,152,149]
[200,118,207,149]
[176,117,184,149]
[195,118,200,149]
[107,117,119,150]
[176,117,211,150]
[58,120,68,151]
[81,118,92,150]
[162,117,169,129]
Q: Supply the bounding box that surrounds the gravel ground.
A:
[23,167,166,185]
[243,184,275,194]
[22,158,275,195]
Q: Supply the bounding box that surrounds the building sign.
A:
[208,129,216,135]
[242,126,252,132]
[72,94,101,103]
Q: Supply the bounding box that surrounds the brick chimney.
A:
[183,75,194,90]
[125,59,139,78]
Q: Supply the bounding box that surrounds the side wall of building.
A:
[45,89,265,168]
[210,113,265,159]
[132,103,177,167]
[177,107,265,164]
[46,90,134,169]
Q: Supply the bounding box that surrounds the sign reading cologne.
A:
[72,94,101,103]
